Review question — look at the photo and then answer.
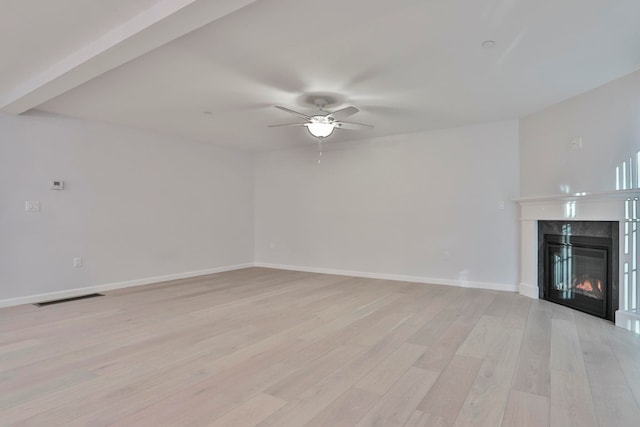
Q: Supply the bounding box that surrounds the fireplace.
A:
[538,221,618,321]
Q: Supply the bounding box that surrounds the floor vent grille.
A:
[34,293,105,307]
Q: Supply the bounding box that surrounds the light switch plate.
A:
[25,201,40,211]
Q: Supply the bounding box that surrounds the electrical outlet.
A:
[73,257,83,268]
[571,137,583,150]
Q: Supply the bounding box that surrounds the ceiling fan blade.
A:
[328,106,359,120]
[268,123,306,127]
[335,121,374,130]
[274,105,311,120]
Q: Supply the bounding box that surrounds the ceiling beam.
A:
[0,0,259,114]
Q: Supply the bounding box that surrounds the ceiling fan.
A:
[269,98,373,139]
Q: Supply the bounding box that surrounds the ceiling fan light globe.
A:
[307,122,335,138]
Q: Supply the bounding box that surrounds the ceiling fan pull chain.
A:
[318,141,322,164]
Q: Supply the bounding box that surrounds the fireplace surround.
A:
[518,190,640,333]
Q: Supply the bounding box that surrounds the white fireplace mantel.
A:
[516,189,640,333]
[516,189,640,221]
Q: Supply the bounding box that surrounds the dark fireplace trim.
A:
[537,220,619,322]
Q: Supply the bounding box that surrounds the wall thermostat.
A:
[50,180,64,190]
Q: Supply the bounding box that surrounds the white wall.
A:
[254,121,520,290]
[0,112,254,302]
[520,69,640,197]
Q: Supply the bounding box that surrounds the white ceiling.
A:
[2,0,640,151]
[0,0,160,96]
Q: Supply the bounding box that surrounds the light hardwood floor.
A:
[1,267,640,426]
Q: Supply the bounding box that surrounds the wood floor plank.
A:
[417,355,484,425]
[606,324,640,409]
[255,338,422,427]
[254,304,440,427]
[406,288,467,346]
[207,393,287,427]
[414,291,496,372]
[355,367,438,427]
[102,362,297,427]
[453,326,523,427]
[303,387,379,427]
[266,344,366,401]
[575,311,640,426]
[501,389,549,427]
[355,342,427,395]
[549,370,597,427]
[403,410,447,427]
[511,300,551,397]
[1,268,640,426]
[455,315,505,359]
[502,294,532,330]
[550,318,584,374]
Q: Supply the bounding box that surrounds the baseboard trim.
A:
[0,263,253,308]
[1,261,519,308]
[519,282,539,299]
[254,262,518,292]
